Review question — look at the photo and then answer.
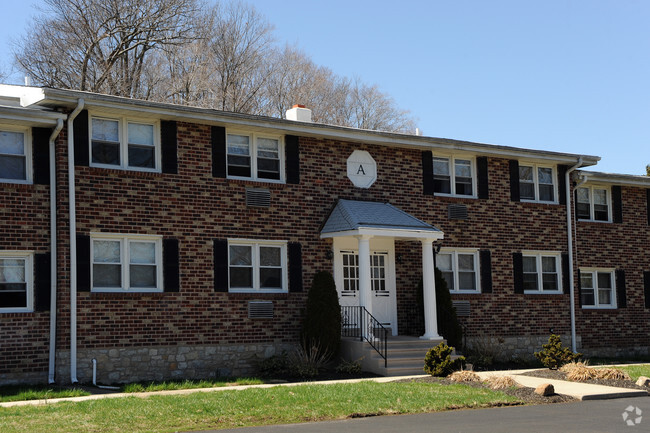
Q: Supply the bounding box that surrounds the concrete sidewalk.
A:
[1,369,647,408]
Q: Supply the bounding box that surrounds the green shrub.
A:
[534,334,582,370]
[301,271,341,359]
[416,269,463,348]
[335,358,363,375]
[287,343,329,378]
[257,352,290,378]
[423,342,465,377]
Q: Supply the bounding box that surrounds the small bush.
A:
[335,358,363,375]
[448,370,481,382]
[565,365,596,381]
[594,368,631,381]
[424,342,465,377]
[559,361,589,374]
[287,343,330,378]
[485,376,519,390]
[257,352,290,378]
[534,334,582,370]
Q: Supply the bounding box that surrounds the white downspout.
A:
[566,157,584,353]
[47,118,64,384]
[68,100,85,384]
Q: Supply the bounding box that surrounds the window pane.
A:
[92,119,119,142]
[577,202,591,220]
[260,247,281,266]
[580,273,593,289]
[598,289,611,305]
[434,177,451,194]
[441,271,454,290]
[455,159,472,178]
[230,267,252,288]
[523,274,538,291]
[0,155,26,180]
[227,134,250,155]
[523,256,537,273]
[538,167,553,184]
[128,146,155,168]
[229,246,252,266]
[92,141,120,165]
[458,272,476,290]
[542,273,558,291]
[94,241,120,263]
[0,259,25,283]
[593,189,607,205]
[577,188,589,203]
[436,254,452,271]
[519,166,533,181]
[260,268,282,288]
[93,264,121,287]
[539,184,554,202]
[0,132,25,155]
[433,158,450,176]
[0,289,27,308]
[458,254,475,271]
[597,272,612,289]
[594,204,608,221]
[130,265,156,287]
[542,257,556,272]
[257,138,279,158]
[581,288,595,306]
[227,155,251,177]
[520,183,535,200]
[257,158,280,179]
[128,123,154,146]
[130,242,155,264]
[455,177,473,195]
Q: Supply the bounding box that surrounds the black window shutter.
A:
[612,185,623,223]
[644,271,650,309]
[422,151,434,196]
[288,242,303,292]
[285,135,300,184]
[561,253,570,294]
[513,252,524,294]
[557,165,568,205]
[32,127,50,185]
[509,160,520,202]
[161,120,178,174]
[73,110,89,166]
[214,239,228,292]
[34,253,51,311]
[76,234,91,292]
[646,189,650,226]
[163,239,180,292]
[479,250,492,293]
[477,156,489,199]
[578,269,583,307]
[212,126,226,178]
[616,269,626,308]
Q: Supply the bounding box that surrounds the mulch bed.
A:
[393,376,577,405]
[522,369,650,392]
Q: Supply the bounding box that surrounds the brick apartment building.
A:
[0,85,649,385]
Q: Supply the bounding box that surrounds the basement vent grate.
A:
[246,188,271,207]
[248,301,274,319]
[452,300,471,317]
[448,204,468,220]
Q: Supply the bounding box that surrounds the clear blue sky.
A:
[2,0,649,175]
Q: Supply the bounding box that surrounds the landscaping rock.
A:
[636,376,650,387]
[535,383,555,396]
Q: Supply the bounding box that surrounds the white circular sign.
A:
[347,150,377,188]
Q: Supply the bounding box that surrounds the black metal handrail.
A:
[341,305,388,367]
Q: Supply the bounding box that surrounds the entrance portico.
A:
[321,199,444,341]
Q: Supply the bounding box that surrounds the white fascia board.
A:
[578,170,650,187]
[0,106,66,127]
[321,228,444,241]
[27,87,601,166]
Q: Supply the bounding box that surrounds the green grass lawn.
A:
[613,364,650,381]
[0,386,89,403]
[122,377,264,393]
[0,381,520,433]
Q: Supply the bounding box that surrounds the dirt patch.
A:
[393,375,577,405]
[522,369,650,392]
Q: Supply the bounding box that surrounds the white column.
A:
[420,238,441,340]
[357,235,373,339]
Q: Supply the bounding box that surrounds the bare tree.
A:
[15,0,199,98]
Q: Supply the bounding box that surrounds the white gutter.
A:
[67,99,84,384]
[47,118,64,384]
[566,157,584,353]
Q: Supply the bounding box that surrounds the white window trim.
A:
[432,155,477,198]
[0,127,32,184]
[228,239,288,293]
[437,248,481,293]
[0,250,34,313]
[579,267,617,309]
[522,251,562,294]
[576,185,612,223]
[89,114,161,172]
[519,163,558,204]
[90,233,163,293]
[226,131,285,183]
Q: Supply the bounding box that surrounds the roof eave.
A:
[577,170,650,187]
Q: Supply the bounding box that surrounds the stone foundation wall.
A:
[464,335,582,362]
[54,342,296,385]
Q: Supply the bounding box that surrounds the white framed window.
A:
[433,156,475,197]
[228,240,287,293]
[90,115,160,172]
[0,251,33,312]
[227,132,284,182]
[341,250,359,296]
[436,249,480,293]
[519,164,556,203]
[580,268,616,309]
[522,252,561,293]
[91,234,163,292]
[0,128,31,183]
[577,186,611,222]
[337,250,389,297]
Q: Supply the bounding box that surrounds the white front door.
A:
[333,237,398,335]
